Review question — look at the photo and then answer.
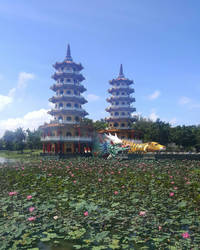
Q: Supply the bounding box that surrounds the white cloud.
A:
[178,96,191,105]
[0,94,13,111]
[48,102,54,108]
[149,110,159,122]
[148,90,160,100]
[169,118,177,126]
[0,109,51,137]
[86,94,100,102]
[18,72,35,89]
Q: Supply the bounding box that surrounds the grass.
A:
[0,149,43,159]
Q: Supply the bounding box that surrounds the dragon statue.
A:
[92,133,166,159]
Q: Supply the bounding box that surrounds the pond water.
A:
[0,156,15,163]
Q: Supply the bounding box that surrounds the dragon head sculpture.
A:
[104,133,123,145]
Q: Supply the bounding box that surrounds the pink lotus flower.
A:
[186,181,191,184]
[121,185,125,189]
[27,216,36,221]
[53,215,58,220]
[9,191,17,196]
[174,187,178,190]
[169,192,174,197]
[84,211,88,216]
[27,195,32,200]
[182,232,190,238]
[73,180,76,184]
[114,191,118,195]
[139,211,146,216]
[158,226,162,231]
[171,181,175,184]
[98,178,102,182]
[170,176,173,179]
[29,207,35,212]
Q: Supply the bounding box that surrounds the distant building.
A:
[40,45,93,154]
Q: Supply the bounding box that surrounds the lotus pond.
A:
[0,158,200,249]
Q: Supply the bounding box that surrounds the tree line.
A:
[0,117,199,152]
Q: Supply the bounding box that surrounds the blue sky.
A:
[0,0,199,136]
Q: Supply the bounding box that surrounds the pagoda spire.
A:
[118,64,124,78]
[66,44,72,61]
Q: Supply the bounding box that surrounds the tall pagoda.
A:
[40,45,93,154]
[101,64,140,140]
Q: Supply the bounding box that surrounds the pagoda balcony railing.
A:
[107,115,132,119]
[50,120,80,125]
[55,107,84,112]
[56,81,80,86]
[108,86,131,90]
[41,136,92,142]
[112,95,131,98]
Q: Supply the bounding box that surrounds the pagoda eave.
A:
[51,73,85,82]
[49,96,88,104]
[106,97,136,103]
[106,107,136,112]
[50,83,86,93]
[105,117,136,122]
[108,88,134,94]
[109,79,133,85]
[53,61,83,71]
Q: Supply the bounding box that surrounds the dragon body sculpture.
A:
[93,133,166,158]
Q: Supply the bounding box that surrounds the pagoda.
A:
[40,45,93,154]
[100,64,141,140]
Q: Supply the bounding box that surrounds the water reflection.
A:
[0,157,15,164]
[38,241,74,250]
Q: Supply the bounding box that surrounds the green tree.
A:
[2,130,15,150]
[15,128,26,153]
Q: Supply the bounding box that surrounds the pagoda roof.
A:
[49,95,88,104]
[105,106,136,112]
[53,44,84,71]
[98,128,140,133]
[108,87,134,94]
[48,109,88,117]
[106,96,135,103]
[109,78,133,85]
[50,83,86,93]
[51,72,85,82]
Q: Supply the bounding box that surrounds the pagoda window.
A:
[74,90,78,95]
[67,116,72,121]
[60,78,64,83]
[111,113,113,116]
[122,112,125,116]
[74,103,79,108]
[67,79,71,82]
[66,103,71,107]
[66,132,72,136]
[117,83,120,86]
[58,116,63,122]
[114,122,119,127]
[59,103,63,109]
[75,132,79,136]
[67,90,71,95]
[114,112,119,116]
[122,92,125,95]
[75,116,80,122]
[121,123,125,127]
[115,101,119,105]
[122,102,125,105]
[60,90,64,95]
[116,92,119,96]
